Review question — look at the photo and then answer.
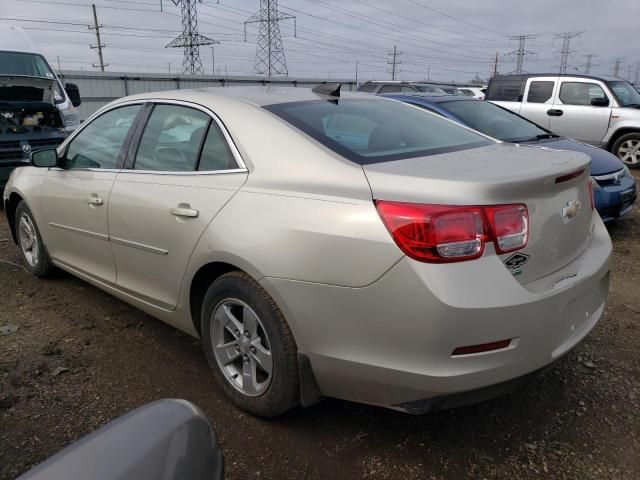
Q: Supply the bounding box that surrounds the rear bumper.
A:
[262,215,611,410]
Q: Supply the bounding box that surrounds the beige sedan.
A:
[3,86,611,417]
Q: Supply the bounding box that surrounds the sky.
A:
[1,0,638,83]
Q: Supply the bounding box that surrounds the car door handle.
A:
[170,204,199,218]
[547,109,564,117]
[87,195,103,206]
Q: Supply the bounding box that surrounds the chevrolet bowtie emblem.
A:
[562,200,582,224]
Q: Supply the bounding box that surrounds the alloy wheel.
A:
[210,298,273,397]
[618,139,640,165]
[18,213,39,267]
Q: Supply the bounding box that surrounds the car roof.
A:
[114,86,385,108]
[491,73,622,83]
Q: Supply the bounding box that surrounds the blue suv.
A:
[385,93,637,222]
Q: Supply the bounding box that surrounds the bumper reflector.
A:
[452,339,512,356]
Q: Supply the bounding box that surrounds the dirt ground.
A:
[1,173,639,480]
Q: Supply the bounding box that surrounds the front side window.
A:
[134,105,209,171]
[559,82,606,106]
[441,100,547,142]
[527,81,554,103]
[65,104,142,169]
[265,99,492,164]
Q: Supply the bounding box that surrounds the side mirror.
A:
[17,399,225,480]
[30,148,59,168]
[65,83,82,107]
[591,97,609,107]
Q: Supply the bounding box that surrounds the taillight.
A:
[375,201,529,263]
[484,204,529,254]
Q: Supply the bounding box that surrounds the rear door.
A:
[519,77,558,128]
[549,78,613,144]
[40,103,143,283]
[108,101,247,310]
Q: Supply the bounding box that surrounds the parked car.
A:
[4,85,611,417]
[17,400,225,480]
[486,74,640,168]
[357,81,446,94]
[457,86,485,100]
[0,25,82,191]
[386,93,637,222]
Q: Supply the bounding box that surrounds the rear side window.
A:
[400,86,418,92]
[527,81,554,103]
[559,82,606,106]
[198,124,237,171]
[265,99,492,164]
[134,105,209,171]
[356,84,376,93]
[379,85,401,93]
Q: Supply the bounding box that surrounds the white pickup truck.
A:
[486,74,640,168]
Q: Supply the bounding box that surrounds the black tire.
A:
[201,271,299,417]
[612,132,640,169]
[15,201,56,277]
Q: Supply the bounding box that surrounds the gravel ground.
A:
[1,171,639,479]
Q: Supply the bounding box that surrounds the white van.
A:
[0,25,82,189]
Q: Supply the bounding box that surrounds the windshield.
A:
[0,52,55,78]
[438,99,548,142]
[265,99,492,164]
[607,80,640,107]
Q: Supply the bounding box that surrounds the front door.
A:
[40,104,143,283]
[549,79,612,144]
[108,103,247,309]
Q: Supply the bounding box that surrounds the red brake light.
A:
[375,201,529,263]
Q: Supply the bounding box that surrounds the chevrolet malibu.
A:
[3,85,611,417]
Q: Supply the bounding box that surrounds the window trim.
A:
[56,98,248,175]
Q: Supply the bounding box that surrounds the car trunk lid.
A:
[363,143,594,283]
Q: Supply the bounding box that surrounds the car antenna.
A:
[312,82,341,101]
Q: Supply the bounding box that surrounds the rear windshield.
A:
[440,99,547,142]
[264,99,492,164]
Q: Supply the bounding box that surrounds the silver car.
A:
[3,86,611,417]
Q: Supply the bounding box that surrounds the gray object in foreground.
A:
[17,399,224,480]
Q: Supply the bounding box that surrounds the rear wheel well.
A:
[189,262,241,336]
[5,193,23,243]
[608,128,640,151]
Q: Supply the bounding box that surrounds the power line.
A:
[405,0,506,37]
[244,0,295,76]
[166,0,218,74]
